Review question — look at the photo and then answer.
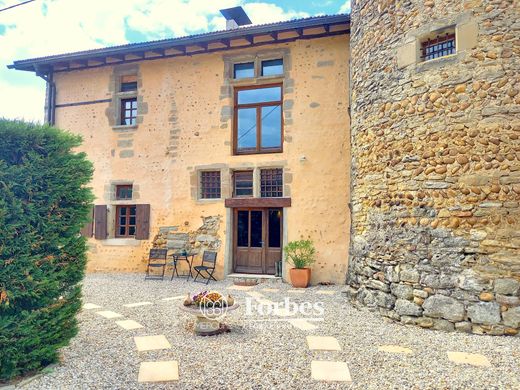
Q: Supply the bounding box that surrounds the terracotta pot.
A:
[289,268,311,288]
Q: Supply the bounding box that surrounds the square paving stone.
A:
[262,288,280,292]
[138,361,179,383]
[134,335,171,352]
[447,351,491,367]
[311,361,351,382]
[83,303,102,310]
[161,295,185,301]
[378,345,412,354]
[316,291,335,295]
[115,320,143,330]
[227,285,254,291]
[246,291,265,298]
[123,302,153,308]
[288,319,318,330]
[96,310,123,319]
[307,336,341,351]
[287,289,306,294]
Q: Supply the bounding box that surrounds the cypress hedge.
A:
[0,119,93,381]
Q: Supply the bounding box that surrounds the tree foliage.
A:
[0,119,93,381]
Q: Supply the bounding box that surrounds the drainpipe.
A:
[36,67,56,125]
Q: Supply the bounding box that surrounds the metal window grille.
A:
[421,33,456,61]
[260,168,283,198]
[200,171,221,199]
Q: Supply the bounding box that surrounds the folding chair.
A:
[145,248,168,280]
[193,251,217,285]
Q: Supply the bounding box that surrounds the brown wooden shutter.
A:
[94,205,108,240]
[80,207,94,238]
[135,204,150,240]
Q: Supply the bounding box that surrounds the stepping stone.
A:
[311,361,351,382]
[378,345,412,354]
[161,295,185,301]
[307,336,341,351]
[246,291,265,298]
[115,320,143,330]
[83,303,101,310]
[123,301,153,308]
[227,285,254,291]
[96,310,123,319]
[447,351,491,367]
[256,298,275,306]
[287,289,305,294]
[262,288,280,293]
[138,361,179,383]
[316,291,335,295]
[134,335,171,352]
[288,319,318,330]
[273,307,293,317]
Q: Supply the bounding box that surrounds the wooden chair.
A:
[193,251,217,285]
[145,248,168,280]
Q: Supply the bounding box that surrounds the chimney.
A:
[220,6,252,30]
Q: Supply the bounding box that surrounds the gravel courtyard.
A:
[25,273,520,390]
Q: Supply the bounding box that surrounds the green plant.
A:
[283,239,316,269]
[0,119,93,381]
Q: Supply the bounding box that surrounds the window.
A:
[233,171,254,197]
[234,62,254,79]
[116,205,136,237]
[120,75,137,92]
[261,168,283,197]
[115,184,133,200]
[200,171,221,199]
[421,31,456,61]
[234,84,283,154]
[120,98,137,125]
[261,59,283,76]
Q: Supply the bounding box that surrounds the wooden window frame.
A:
[260,168,283,198]
[233,170,254,198]
[115,205,137,238]
[200,171,221,199]
[261,58,283,76]
[115,184,133,200]
[120,97,137,126]
[233,83,283,155]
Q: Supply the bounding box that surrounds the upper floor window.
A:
[234,62,254,79]
[421,30,456,61]
[234,84,283,154]
[200,171,221,199]
[115,184,133,200]
[121,98,137,126]
[120,75,137,92]
[261,59,283,76]
[260,168,283,197]
[233,170,254,197]
[116,205,136,237]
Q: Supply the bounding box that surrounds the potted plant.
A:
[284,239,316,288]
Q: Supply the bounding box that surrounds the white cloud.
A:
[339,0,351,13]
[0,0,312,123]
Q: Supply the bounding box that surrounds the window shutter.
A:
[94,205,108,240]
[80,207,94,238]
[135,204,150,240]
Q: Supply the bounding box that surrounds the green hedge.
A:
[0,119,93,381]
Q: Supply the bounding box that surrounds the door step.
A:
[227,273,282,286]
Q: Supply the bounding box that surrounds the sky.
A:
[0,0,351,123]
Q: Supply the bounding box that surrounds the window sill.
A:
[116,91,138,97]
[415,52,460,72]
[100,238,141,246]
[234,149,283,156]
[112,124,138,132]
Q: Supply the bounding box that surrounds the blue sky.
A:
[0,0,350,122]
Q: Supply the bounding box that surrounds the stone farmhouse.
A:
[9,0,520,335]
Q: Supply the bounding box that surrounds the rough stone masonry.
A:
[346,0,520,335]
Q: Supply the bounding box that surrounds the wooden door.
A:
[233,208,282,275]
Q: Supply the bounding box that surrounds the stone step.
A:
[227,273,282,286]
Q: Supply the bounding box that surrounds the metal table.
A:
[169,252,197,280]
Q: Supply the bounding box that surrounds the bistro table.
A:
[169,251,198,281]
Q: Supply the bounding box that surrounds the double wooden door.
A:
[233,208,282,275]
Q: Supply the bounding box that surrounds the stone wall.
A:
[347,0,520,335]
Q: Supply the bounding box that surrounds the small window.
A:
[200,171,221,199]
[261,59,283,76]
[421,31,456,61]
[120,75,137,92]
[260,168,283,198]
[234,62,254,79]
[233,171,254,197]
[116,184,133,200]
[121,98,137,125]
[116,205,136,237]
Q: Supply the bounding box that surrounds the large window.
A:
[234,84,283,154]
[233,170,254,197]
[121,98,137,126]
[116,205,136,237]
[261,168,283,197]
[200,171,221,199]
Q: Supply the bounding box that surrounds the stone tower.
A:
[347,0,520,335]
